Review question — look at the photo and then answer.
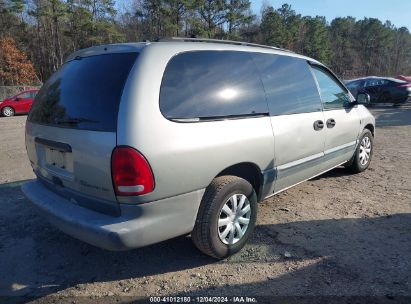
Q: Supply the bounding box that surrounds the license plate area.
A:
[45,148,72,171]
[34,137,74,178]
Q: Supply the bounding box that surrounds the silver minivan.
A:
[22,38,375,259]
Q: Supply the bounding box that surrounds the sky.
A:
[252,0,411,30]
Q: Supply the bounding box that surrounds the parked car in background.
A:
[0,89,39,117]
[396,75,411,83]
[346,77,411,106]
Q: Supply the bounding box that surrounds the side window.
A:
[311,66,351,110]
[17,92,30,99]
[347,80,362,90]
[29,91,37,98]
[251,53,322,115]
[346,82,356,90]
[160,51,268,120]
[364,78,387,87]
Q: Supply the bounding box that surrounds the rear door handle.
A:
[326,118,336,128]
[313,120,324,131]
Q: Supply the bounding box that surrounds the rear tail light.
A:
[111,146,155,196]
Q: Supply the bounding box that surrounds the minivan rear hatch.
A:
[26,52,138,215]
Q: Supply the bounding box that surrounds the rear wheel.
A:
[191,176,257,259]
[1,106,15,117]
[346,129,373,173]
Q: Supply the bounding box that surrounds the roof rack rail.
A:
[159,37,293,53]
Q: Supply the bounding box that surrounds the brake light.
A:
[111,146,154,196]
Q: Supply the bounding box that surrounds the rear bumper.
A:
[21,180,204,250]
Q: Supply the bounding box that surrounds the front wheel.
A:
[191,176,257,259]
[1,106,15,117]
[346,129,374,173]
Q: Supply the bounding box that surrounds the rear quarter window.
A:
[28,52,138,132]
[160,51,268,120]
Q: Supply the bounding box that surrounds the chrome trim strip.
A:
[324,141,357,155]
[277,152,324,170]
[263,160,348,199]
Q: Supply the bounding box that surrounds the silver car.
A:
[22,38,375,259]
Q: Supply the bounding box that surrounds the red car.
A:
[0,89,39,117]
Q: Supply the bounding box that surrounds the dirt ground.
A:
[0,104,410,303]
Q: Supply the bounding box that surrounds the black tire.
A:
[1,106,15,117]
[191,175,257,259]
[345,129,373,173]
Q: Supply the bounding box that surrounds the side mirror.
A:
[356,93,370,105]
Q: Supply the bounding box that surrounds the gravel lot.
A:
[0,104,410,303]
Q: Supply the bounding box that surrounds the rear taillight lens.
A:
[111,146,154,196]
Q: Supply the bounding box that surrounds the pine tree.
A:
[196,0,227,38]
[225,0,253,39]
[301,16,332,64]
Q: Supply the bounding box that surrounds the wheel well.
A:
[364,124,374,137]
[216,162,262,200]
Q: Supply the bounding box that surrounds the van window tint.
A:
[28,52,138,132]
[251,53,322,115]
[160,51,268,119]
[311,66,351,110]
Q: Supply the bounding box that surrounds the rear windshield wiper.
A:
[54,117,98,125]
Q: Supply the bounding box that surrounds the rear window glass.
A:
[28,52,138,131]
[160,51,268,120]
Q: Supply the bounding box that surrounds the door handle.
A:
[313,120,324,131]
[326,118,336,128]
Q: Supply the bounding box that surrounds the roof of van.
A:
[66,38,319,65]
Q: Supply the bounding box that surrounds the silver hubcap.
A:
[359,136,371,166]
[218,194,251,245]
[3,107,12,116]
